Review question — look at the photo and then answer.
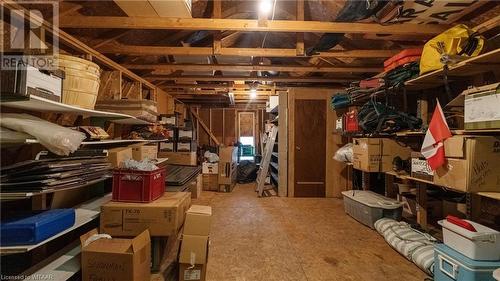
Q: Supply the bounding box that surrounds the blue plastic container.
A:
[434,244,500,281]
[1,209,75,246]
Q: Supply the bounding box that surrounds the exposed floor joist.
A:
[149,76,352,83]
[126,63,381,73]
[60,16,448,35]
[98,43,399,58]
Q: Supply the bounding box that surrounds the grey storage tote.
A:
[341,190,403,229]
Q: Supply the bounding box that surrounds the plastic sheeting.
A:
[0,113,85,156]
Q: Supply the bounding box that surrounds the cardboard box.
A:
[130,144,158,161]
[202,162,218,175]
[157,152,197,166]
[100,192,191,237]
[202,174,218,191]
[352,138,413,172]
[190,174,203,199]
[107,147,133,168]
[218,146,237,163]
[184,205,212,236]
[434,135,500,193]
[179,235,209,281]
[411,156,434,182]
[464,83,500,130]
[81,229,151,281]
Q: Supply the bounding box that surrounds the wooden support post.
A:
[213,0,222,55]
[361,171,370,191]
[384,173,397,199]
[191,109,220,146]
[416,183,428,231]
[296,0,304,56]
[418,98,429,125]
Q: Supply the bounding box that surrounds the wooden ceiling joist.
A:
[126,63,381,73]
[99,43,398,58]
[149,76,352,83]
[60,16,447,35]
[2,1,156,90]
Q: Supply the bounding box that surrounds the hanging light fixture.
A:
[259,0,273,14]
[250,88,257,99]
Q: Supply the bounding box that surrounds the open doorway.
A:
[238,112,255,162]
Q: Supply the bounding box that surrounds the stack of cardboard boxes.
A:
[81,145,193,281]
[202,146,238,192]
[107,143,159,168]
[179,205,212,281]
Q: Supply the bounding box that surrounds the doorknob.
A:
[296,146,301,151]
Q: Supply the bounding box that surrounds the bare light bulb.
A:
[259,0,272,14]
[250,89,257,99]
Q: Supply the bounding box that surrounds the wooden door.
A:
[294,99,326,197]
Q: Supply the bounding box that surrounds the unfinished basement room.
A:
[1,0,500,280]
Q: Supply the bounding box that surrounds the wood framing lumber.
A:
[60,16,448,35]
[190,109,221,146]
[123,63,381,73]
[97,42,399,58]
[148,76,353,83]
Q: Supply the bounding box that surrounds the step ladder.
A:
[256,125,278,197]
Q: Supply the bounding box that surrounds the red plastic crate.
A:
[112,168,166,203]
[344,110,360,132]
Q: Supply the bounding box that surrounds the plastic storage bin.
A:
[434,243,500,281]
[438,218,500,261]
[112,168,166,203]
[0,209,75,246]
[341,190,403,229]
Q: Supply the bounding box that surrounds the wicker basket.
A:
[57,55,100,109]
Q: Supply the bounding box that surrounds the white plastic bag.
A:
[122,159,159,171]
[204,151,219,163]
[333,143,353,163]
[0,113,85,156]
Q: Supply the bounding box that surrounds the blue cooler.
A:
[1,209,75,246]
[434,244,500,281]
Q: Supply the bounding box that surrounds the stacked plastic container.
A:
[434,216,500,281]
[112,168,166,203]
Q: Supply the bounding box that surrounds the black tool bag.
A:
[357,99,422,134]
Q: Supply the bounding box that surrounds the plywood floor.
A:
[192,183,428,281]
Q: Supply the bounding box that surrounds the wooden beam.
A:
[126,63,381,73]
[60,16,448,35]
[98,42,399,58]
[190,109,220,146]
[2,1,157,90]
[213,0,222,55]
[148,76,353,83]
[296,0,304,56]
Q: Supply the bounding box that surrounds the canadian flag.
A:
[421,100,452,170]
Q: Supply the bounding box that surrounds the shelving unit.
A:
[1,95,151,125]
[0,193,111,255]
[405,49,500,90]
[0,176,111,201]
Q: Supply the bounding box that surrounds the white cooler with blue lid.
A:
[341,190,403,229]
[438,219,500,261]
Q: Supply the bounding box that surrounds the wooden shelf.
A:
[405,49,500,90]
[385,170,436,186]
[1,95,151,124]
[0,175,111,201]
[25,138,168,146]
[477,192,500,201]
[22,242,80,281]
[0,193,111,255]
